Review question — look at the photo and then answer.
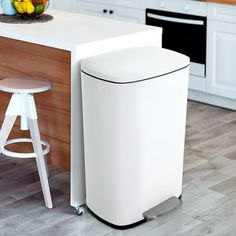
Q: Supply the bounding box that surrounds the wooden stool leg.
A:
[28,118,53,209]
[0,115,17,155]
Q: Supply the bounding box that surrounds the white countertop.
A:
[0,10,160,51]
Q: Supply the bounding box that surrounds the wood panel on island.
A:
[0,36,71,170]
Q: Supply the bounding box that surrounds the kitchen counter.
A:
[0,10,159,50]
[0,9,162,210]
[204,0,236,5]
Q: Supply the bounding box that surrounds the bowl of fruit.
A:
[12,0,50,18]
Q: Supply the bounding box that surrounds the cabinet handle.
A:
[103,9,107,13]
[109,10,114,14]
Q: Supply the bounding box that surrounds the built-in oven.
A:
[146,7,207,78]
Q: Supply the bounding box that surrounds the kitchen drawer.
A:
[76,0,145,24]
[144,0,207,17]
[207,2,236,23]
[76,1,112,18]
[76,0,144,9]
[49,0,73,11]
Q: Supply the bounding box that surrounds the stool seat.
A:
[0,77,52,94]
[0,76,53,209]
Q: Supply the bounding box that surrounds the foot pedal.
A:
[143,196,180,220]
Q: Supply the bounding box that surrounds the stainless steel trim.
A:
[147,13,204,25]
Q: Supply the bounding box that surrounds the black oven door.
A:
[146,9,207,77]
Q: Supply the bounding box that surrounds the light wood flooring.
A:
[1,101,236,235]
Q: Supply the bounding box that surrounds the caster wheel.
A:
[76,206,85,216]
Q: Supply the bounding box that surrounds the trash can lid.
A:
[81,46,190,84]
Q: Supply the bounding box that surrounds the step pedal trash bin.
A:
[81,46,190,228]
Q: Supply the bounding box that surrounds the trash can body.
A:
[81,47,190,228]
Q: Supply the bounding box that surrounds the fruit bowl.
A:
[12,0,50,18]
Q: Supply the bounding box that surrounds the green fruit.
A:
[34,3,44,15]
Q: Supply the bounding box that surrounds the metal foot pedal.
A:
[143,196,180,220]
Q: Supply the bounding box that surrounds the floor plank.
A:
[1,101,236,235]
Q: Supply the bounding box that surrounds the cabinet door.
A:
[206,20,236,99]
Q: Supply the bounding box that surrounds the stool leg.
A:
[28,118,53,209]
[44,158,50,178]
[0,115,17,155]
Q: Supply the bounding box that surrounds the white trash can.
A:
[81,46,190,228]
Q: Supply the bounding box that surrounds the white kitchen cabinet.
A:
[206,3,236,99]
[77,0,144,9]
[76,0,145,24]
[49,0,75,12]
[207,2,236,24]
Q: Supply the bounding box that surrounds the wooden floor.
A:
[1,101,236,235]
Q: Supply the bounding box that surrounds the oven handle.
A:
[147,13,204,26]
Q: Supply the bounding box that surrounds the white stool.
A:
[0,77,53,209]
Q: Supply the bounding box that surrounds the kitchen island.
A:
[0,10,162,211]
